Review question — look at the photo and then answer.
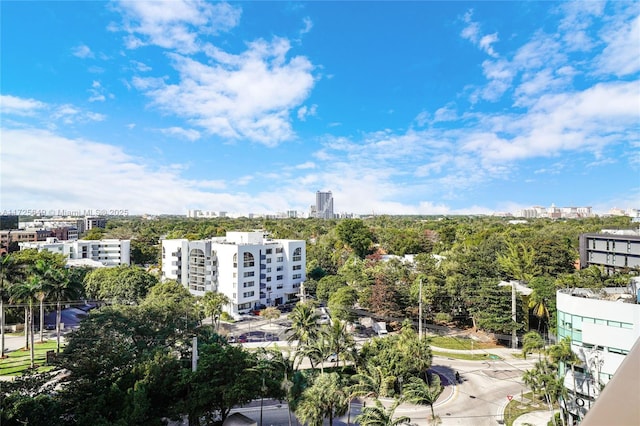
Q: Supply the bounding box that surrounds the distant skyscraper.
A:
[315,191,334,219]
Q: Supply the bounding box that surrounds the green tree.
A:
[326,320,356,367]
[316,275,346,304]
[201,290,230,331]
[497,241,541,283]
[183,339,263,425]
[355,399,411,426]
[1,372,63,426]
[296,373,349,426]
[527,276,556,332]
[522,331,545,360]
[0,254,22,358]
[328,286,358,322]
[351,362,387,400]
[260,306,281,328]
[335,219,373,258]
[84,265,157,304]
[9,277,42,368]
[547,336,580,405]
[403,374,443,420]
[469,280,524,335]
[287,302,320,350]
[44,267,83,354]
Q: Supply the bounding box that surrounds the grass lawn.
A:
[432,350,500,361]
[503,392,556,426]
[429,335,499,350]
[0,341,62,376]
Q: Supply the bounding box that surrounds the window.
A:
[233,253,238,268]
[243,271,255,277]
[266,267,271,273]
[293,273,301,279]
[266,248,272,254]
[243,291,255,298]
[276,275,283,280]
[277,256,283,262]
[266,277,271,282]
[276,266,283,271]
[293,247,302,261]
[243,252,255,267]
[293,265,301,270]
[238,302,250,310]
[243,281,255,288]
[276,247,283,253]
[266,258,272,263]
[233,272,237,278]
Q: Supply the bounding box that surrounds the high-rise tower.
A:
[314,191,334,219]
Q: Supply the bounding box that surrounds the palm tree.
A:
[351,362,387,400]
[403,374,443,421]
[295,373,348,426]
[268,349,297,426]
[326,320,355,367]
[528,290,551,332]
[286,302,320,349]
[45,267,83,354]
[10,277,42,368]
[522,330,545,360]
[201,291,230,332]
[0,254,21,358]
[350,363,388,424]
[355,399,411,426]
[28,258,59,343]
[301,331,331,372]
[548,336,580,407]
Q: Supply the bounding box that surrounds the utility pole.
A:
[192,336,198,372]
[511,281,517,349]
[419,278,423,340]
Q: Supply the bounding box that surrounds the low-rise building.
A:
[19,238,130,266]
[578,231,640,274]
[556,285,640,423]
[162,231,305,317]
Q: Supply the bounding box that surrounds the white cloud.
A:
[159,126,201,141]
[133,38,315,145]
[301,17,313,35]
[0,127,275,215]
[479,33,499,58]
[460,10,499,57]
[595,14,640,76]
[88,81,111,103]
[71,44,94,58]
[131,60,152,72]
[114,0,242,54]
[1,95,46,115]
[297,104,317,121]
[51,104,106,124]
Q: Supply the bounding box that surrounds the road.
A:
[3,313,537,425]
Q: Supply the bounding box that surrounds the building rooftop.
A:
[559,286,640,305]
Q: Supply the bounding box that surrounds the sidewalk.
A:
[513,409,559,426]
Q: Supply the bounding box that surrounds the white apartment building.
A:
[556,286,640,423]
[161,231,306,316]
[19,238,130,266]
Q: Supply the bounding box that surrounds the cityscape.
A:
[1,1,639,426]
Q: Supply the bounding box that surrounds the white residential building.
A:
[161,231,306,316]
[19,238,130,266]
[556,286,640,423]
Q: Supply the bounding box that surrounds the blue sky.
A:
[1,1,638,216]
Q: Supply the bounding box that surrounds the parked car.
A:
[326,353,338,362]
[238,335,248,343]
[250,303,267,315]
